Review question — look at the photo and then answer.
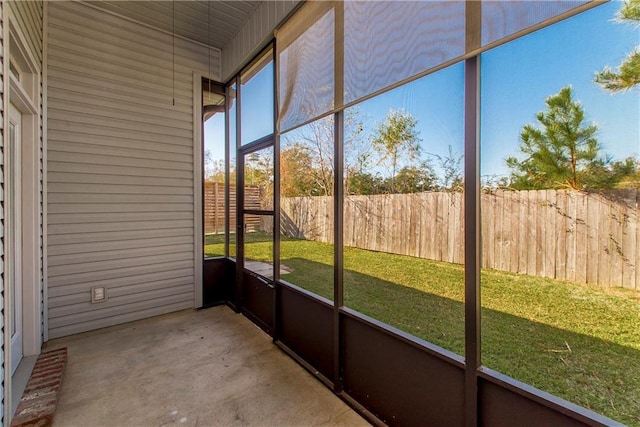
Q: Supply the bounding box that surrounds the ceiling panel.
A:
[85,0,262,49]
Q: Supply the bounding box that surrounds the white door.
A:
[8,103,23,375]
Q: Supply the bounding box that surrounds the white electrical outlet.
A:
[91,287,107,303]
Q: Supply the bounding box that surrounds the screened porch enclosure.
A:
[205,1,639,426]
[2,0,637,426]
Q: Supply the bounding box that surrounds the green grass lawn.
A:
[206,233,640,426]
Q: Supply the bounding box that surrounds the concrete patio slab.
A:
[46,306,368,427]
[244,261,292,278]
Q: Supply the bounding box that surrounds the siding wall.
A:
[221,0,299,81]
[46,1,217,339]
[0,2,5,423]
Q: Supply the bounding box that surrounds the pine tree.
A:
[594,0,640,92]
[505,86,631,190]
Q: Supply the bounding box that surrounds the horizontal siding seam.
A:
[48,268,195,297]
[47,142,193,164]
[48,285,195,317]
[48,295,195,328]
[46,302,195,339]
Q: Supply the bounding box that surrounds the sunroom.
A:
[2,0,639,426]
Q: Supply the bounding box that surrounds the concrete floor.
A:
[47,306,369,427]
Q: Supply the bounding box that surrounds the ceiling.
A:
[86,0,262,49]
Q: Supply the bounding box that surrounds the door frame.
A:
[236,135,276,305]
[7,103,23,376]
[4,12,43,420]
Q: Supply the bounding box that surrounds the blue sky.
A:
[204,63,275,168]
[240,62,275,144]
[481,1,639,178]
[206,1,639,180]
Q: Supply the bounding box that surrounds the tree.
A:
[582,156,639,189]
[616,158,640,188]
[343,111,368,195]
[505,86,634,190]
[594,0,640,92]
[244,151,274,207]
[346,171,385,195]
[434,145,463,192]
[388,163,438,194]
[280,142,321,197]
[281,109,366,197]
[371,109,421,193]
[204,150,225,182]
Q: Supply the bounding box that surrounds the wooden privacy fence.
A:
[280,189,640,290]
[204,182,263,234]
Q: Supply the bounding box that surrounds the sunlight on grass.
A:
[204,236,640,426]
[204,233,225,257]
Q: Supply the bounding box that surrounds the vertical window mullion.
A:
[224,84,231,258]
[235,75,244,310]
[333,0,345,393]
[273,40,282,342]
[463,54,481,427]
[464,2,482,425]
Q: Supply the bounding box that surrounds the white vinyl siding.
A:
[221,0,299,80]
[0,3,5,423]
[46,1,216,339]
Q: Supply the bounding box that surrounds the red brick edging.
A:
[10,347,68,427]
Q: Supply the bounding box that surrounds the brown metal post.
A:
[333,0,345,393]
[464,54,481,427]
[235,75,244,310]
[272,40,282,343]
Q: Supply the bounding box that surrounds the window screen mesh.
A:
[278,2,335,133]
[276,0,594,132]
[482,1,591,48]
[344,1,466,106]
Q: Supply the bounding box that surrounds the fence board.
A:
[597,194,612,287]
[585,194,598,284]
[575,192,588,284]
[427,194,438,261]
[421,193,431,260]
[454,193,460,264]
[555,191,567,280]
[533,191,544,277]
[507,191,519,273]
[545,190,557,278]
[345,196,355,247]
[435,193,444,262]
[516,191,526,274]
[414,195,422,258]
[637,189,640,290]
[484,193,495,269]
[525,191,536,277]
[609,193,625,288]
[500,192,509,271]
[459,193,465,263]
[619,190,635,288]
[204,182,260,234]
[565,191,577,282]
[372,195,382,252]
